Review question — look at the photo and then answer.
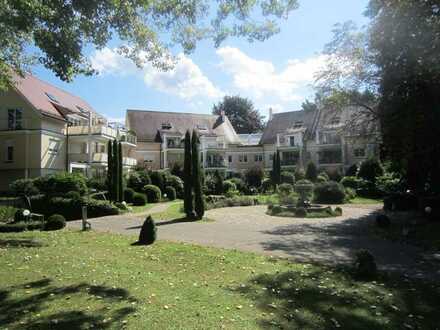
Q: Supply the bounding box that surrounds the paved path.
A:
[67,203,440,280]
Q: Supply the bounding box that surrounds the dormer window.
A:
[161,122,172,130]
[330,116,341,125]
[294,121,303,128]
[45,92,59,103]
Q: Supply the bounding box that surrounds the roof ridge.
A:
[127,109,218,117]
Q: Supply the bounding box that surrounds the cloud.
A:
[216,46,326,102]
[90,48,222,101]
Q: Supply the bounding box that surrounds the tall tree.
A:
[107,140,113,200]
[118,141,123,202]
[191,130,204,220]
[113,140,120,202]
[275,151,282,185]
[0,0,299,90]
[212,95,265,133]
[183,130,193,218]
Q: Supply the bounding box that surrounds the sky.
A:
[32,0,370,123]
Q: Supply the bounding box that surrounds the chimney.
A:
[220,110,225,121]
[269,107,273,121]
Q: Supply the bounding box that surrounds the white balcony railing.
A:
[69,153,137,166]
[67,125,118,138]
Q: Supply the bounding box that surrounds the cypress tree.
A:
[107,140,113,201]
[275,150,281,185]
[192,130,204,220]
[183,130,193,217]
[113,140,120,202]
[118,141,124,202]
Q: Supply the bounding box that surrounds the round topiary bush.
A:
[353,249,377,279]
[44,214,66,231]
[14,208,29,222]
[271,205,283,215]
[138,215,156,245]
[223,180,237,193]
[281,171,295,185]
[313,181,346,204]
[164,186,176,201]
[316,175,328,183]
[278,183,294,195]
[295,207,307,217]
[143,184,161,203]
[340,176,361,189]
[132,192,147,206]
[65,191,81,200]
[334,207,343,216]
[124,188,135,203]
[375,214,391,228]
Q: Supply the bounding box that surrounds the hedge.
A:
[143,185,161,203]
[132,193,147,206]
[313,181,346,204]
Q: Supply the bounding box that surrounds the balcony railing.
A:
[123,157,137,166]
[120,133,137,145]
[68,125,118,138]
[205,160,226,168]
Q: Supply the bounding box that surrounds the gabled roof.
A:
[260,109,317,144]
[126,109,241,144]
[11,73,97,120]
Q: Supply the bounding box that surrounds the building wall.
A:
[226,146,265,172]
[132,141,161,169]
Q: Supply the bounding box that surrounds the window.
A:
[254,154,263,162]
[5,140,13,162]
[49,139,59,154]
[318,150,342,164]
[239,155,248,163]
[330,116,341,125]
[161,122,172,130]
[282,151,299,166]
[289,136,295,147]
[354,148,366,157]
[8,109,22,130]
[319,132,341,145]
[228,155,232,163]
[45,92,59,103]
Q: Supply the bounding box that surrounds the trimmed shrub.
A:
[170,161,184,179]
[358,157,384,183]
[138,215,157,245]
[86,177,106,191]
[223,180,236,193]
[245,167,264,188]
[281,171,295,185]
[206,196,256,210]
[278,183,294,196]
[229,177,246,194]
[44,214,66,231]
[0,206,17,223]
[14,208,29,222]
[127,171,151,192]
[115,202,129,211]
[294,168,306,181]
[334,207,343,216]
[353,250,377,279]
[65,191,81,200]
[143,185,161,203]
[305,161,318,182]
[318,171,330,181]
[271,205,283,215]
[132,193,147,206]
[124,188,135,203]
[316,175,328,183]
[86,200,119,218]
[261,178,273,192]
[0,222,28,232]
[279,193,297,206]
[10,178,39,196]
[376,172,402,195]
[346,164,358,176]
[34,172,87,196]
[313,181,346,204]
[165,174,184,198]
[150,171,165,191]
[327,170,343,182]
[344,187,357,201]
[164,186,176,201]
[376,214,391,228]
[295,207,307,217]
[340,176,361,189]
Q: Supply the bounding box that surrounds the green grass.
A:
[349,197,383,204]
[0,230,439,329]
[129,203,156,214]
[150,201,213,223]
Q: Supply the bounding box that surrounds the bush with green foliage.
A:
[114,202,129,211]
[165,174,184,198]
[229,177,246,194]
[138,215,156,245]
[353,250,377,280]
[14,208,29,222]
[279,193,297,206]
[65,191,81,200]
[294,168,306,181]
[245,167,264,188]
[124,188,135,203]
[318,171,330,181]
[150,171,166,191]
[222,180,236,193]
[132,192,147,206]
[340,176,361,189]
[0,221,43,232]
[295,207,307,217]
[358,157,384,183]
[261,178,273,192]
[0,206,17,223]
[170,162,184,179]
[281,171,295,184]
[34,173,87,196]
[205,195,256,209]
[44,214,66,231]
[86,177,106,191]
[316,175,328,183]
[127,171,151,192]
[164,186,176,201]
[344,187,357,201]
[305,161,318,182]
[334,207,343,216]
[271,205,283,215]
[278,183,294,196]
[346,164,358,176]
[9,178,39,196]
[376,172,402,195]
[143,185,161,203]
[313,181,346,204]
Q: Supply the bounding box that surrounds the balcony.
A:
[123,157,137,166]
[205,160,226,168]
[69,153,136,166]
[68,125,117,139]
[120,133,137,145]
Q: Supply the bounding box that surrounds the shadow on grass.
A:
[0,239,44,248]
[231,267,440,329]
[0,278,137,329]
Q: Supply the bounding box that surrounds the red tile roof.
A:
[12,73,96,120]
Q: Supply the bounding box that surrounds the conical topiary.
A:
[138,215,156,245]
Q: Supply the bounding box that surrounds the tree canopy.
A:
[0,0,299,89]
[212,95,265,134]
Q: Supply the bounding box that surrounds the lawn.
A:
[0,230,439,329]
[129,203,156,214]
[349,196,383,205]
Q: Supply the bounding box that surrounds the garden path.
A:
[67,204,440,280]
